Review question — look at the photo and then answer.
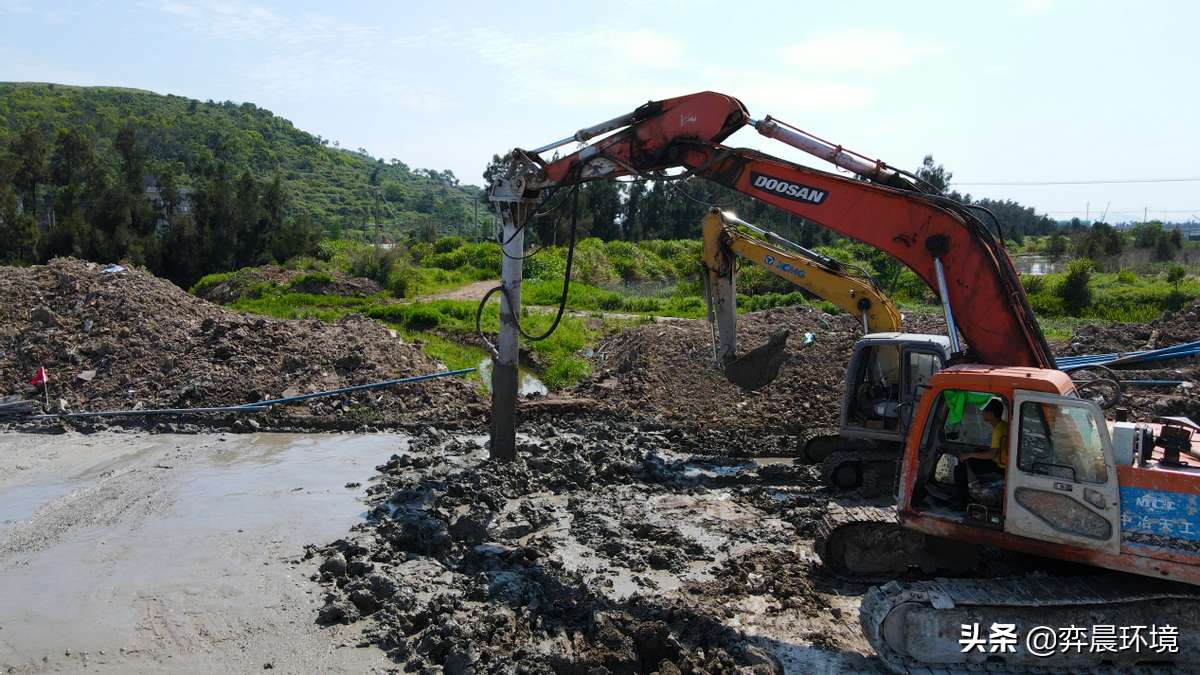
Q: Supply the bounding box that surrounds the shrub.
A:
[1020,273,1045,295]
[402,306,442,330]
[597,294,625,311]
[423,242,501,276]
[410,241,432,262]
[889,268,933,304]
[433,236,466,254]
[737,265,793,295]
[1117,269,1137,285]
[572,238,618,286]
[348,246,407,288]
[1058,258,1093,314]
[287,271,334,289]
[604,240,669,281]
[1167,265,1186,288]
[386,263,415,297]
[524,249,567,280]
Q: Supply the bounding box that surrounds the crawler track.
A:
[861,574,1200,673]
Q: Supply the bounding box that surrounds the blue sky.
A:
[3,0,1197,222]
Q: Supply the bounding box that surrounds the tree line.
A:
[0,121,317,286]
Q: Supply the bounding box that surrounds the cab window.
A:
[917,389,999,484]
[904,351,940,397]
[937,390,994,446]
[1016,402,1107,483]
[849,345,901,429]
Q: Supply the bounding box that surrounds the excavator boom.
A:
[495,91,1053,369]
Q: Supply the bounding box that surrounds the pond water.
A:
[1012,254,1059,275]
[477,357,549,396]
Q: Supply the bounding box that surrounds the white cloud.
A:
[703,72,874,114]
[436,26,871,114]
[155,0,377,45]
[149,0,446,111]
[777,27,943,73]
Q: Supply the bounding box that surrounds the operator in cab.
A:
[953,398,1008,508]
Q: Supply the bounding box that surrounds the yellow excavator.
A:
[702,208,957,493]
[700,208,901,389]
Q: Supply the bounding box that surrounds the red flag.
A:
[29,367,49,387]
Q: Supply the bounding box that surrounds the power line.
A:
[952,177,1200,186]
[1041,207,1200,212]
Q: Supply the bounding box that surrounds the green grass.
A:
[209,235,1200,391]
[190,270,238,296]
[224,288,639,389]
[1025,269,1200,322]
[407,265,492,296]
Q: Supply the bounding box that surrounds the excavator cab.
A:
[842,335,947,437]
[902,367,1125,552]
[802,334,950,492]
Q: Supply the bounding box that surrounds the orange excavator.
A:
[490,91,1200,671]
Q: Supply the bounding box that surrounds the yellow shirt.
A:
[990,420,1009,468]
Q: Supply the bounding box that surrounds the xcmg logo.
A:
[763,255,806,279]
[750,171,827,205]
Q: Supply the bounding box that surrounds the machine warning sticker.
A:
[1119,486,1200,548]
[749,172,827,205]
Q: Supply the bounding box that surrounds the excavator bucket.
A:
[721,330,790,390]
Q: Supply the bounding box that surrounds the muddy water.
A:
[477,356,549,396]
[0,432,407,672]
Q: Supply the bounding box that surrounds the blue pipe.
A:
[233,367,476,408]
[30,368,476,420]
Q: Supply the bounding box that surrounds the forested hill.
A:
[0,83,482,230]
[0,82,484,285]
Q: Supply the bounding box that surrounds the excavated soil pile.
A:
[193,264,382,304]
[1059,300,1200,356]
[0,258,480,429]
[308,422,877,674]
[566,306,946,451]
[1054,300,1200,420]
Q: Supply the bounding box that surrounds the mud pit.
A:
[309,421,879,674]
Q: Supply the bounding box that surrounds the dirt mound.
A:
[1059,300,1200,356]
[194,265,382,304]
[307,422,871,673]
[1051,300,1200,421]
[566,306,946,450]
[0,258,479,428]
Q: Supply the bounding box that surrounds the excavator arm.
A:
[491,91,1053,369]
[702,207,901,342]
[701,209,902,387]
